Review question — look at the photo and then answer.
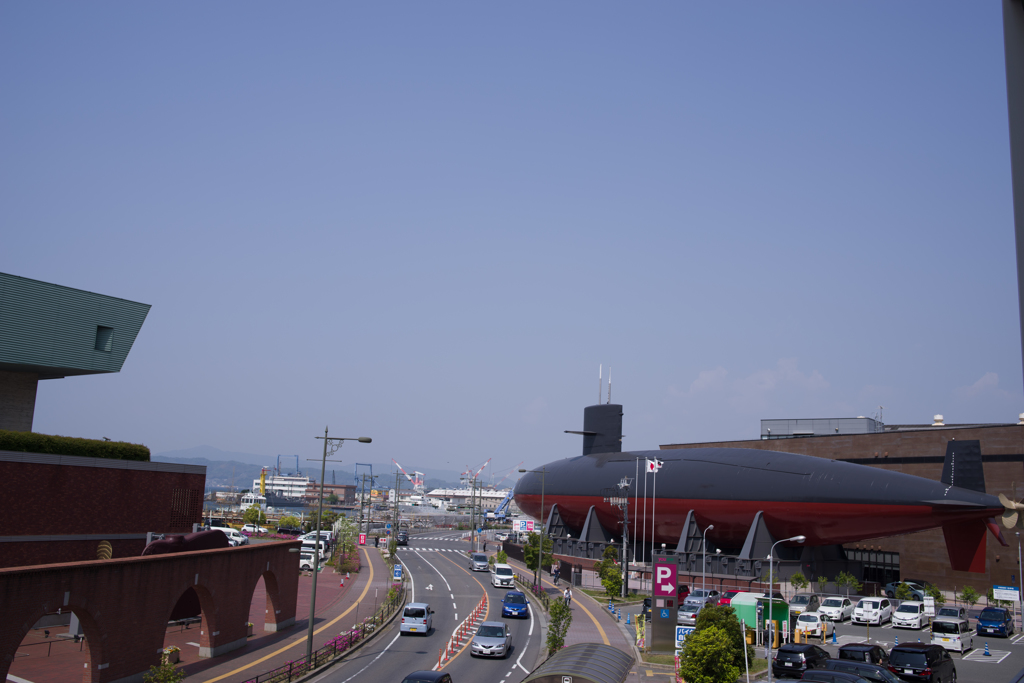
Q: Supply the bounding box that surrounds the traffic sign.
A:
[358,533,366,546]
[676,626,694,646]
[393,564,403,580]
[994,585,1020,602]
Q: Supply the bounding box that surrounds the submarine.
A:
[513,404,1010,573]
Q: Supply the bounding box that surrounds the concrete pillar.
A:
[0,370,38,432]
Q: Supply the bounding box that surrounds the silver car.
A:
[471,621,511,658]
[677,599,705,626]
[469,553,489,572]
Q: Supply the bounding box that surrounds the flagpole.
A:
[642,461,648,589]
[651,462,657,576]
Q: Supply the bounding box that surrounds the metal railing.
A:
[241,580,406,683]
[514,571,550,611]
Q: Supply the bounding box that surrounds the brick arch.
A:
[162,581,220,658]
[253,569,288,632]
[6,600,105,683]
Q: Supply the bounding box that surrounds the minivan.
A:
[469,553,489,572]
[400,603,434,635]
[838,643,889,666]
[491,563,515,588]
[301,539,328,558]
[930,617,973,654]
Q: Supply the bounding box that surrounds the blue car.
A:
[977,606,1015,637]
[501,591,530,618]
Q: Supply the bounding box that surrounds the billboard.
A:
[515,520,535,533]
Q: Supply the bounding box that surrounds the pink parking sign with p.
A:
[653,558,677,597]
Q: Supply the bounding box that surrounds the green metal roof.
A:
[0,272,150,379]
[522,643,635,683]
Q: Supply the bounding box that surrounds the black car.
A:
[276,526,302,536]
[397,531,409,546]
[839,643,890,666]
[802,671,873,683]
[401,672,452,683]
[640,597,652,622]
[825,659,903,683]
[772,642,830,678]
[888,643,956,683]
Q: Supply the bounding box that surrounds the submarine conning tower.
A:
[566,403,623,455]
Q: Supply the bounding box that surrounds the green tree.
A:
[546,600,573,654]
[495,550,508,564]
[834,571,862,597]
[957,585,980,608]
[678,624,740,683]
[242,506,266,525]
[692,604,753,668]
[388,536,397,563]
[789,572,809,593]
[278,515,301,530]
[815,576,828,593]
[523,533,553,573]
[143,661,186,683]
[924,583,945,606]
[895,583,913,601]
[593,545,623,597]
[326,493,339,504]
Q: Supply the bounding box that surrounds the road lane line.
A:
[414,550,453,592]
[336,631,403,683]
[200,547,375,683]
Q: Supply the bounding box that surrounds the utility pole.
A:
[393,470,402,537]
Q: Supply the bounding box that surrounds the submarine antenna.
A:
[607,366,612,404]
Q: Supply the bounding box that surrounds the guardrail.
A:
[513,571,550,611]
[438,594,487,668]
[240,580,406,683]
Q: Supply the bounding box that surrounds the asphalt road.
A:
[311,531,540,683]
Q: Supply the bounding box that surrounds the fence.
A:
[513,570,550,611]
[240,579,406,683]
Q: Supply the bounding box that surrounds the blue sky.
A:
[2,2,1019,478]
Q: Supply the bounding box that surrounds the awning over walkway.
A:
[522,643,635,683]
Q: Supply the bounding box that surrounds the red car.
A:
[677,585,690,601]
[719,590,745,607]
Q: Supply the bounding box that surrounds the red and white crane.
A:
[392,459,425,493]
[492,461,524,489]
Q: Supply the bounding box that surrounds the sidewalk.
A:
[8,545,395,683]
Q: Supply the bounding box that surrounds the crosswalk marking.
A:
[399,547,462,552]
[963,648,1012,663]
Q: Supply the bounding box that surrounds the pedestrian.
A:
[553,567,560,585]
[568,587,573,606]
[563,587,571,607]
[483,541,487,552]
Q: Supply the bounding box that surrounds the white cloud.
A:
[956,372,1012,401]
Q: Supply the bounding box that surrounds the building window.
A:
[95,326,114,352]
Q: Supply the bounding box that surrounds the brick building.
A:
[661,422,1024,592]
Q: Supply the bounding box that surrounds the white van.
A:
[892,600,926,629]
[301,539,328,558]
[400,603,434,635]
[491,563,515,588]
[931,617,973,653]
[221,528,247,546]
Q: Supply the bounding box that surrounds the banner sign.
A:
[515,520,535,533]
[358,533,366,546]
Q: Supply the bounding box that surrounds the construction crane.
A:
[462,458,491,482]
[392,459,425,493]
[492,461,524,489]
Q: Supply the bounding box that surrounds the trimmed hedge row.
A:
[0,430,150,461]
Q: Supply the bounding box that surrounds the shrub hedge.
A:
[0,430,150,461]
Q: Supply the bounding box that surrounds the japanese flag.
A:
[646,458,663,473]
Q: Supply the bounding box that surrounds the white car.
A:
[221,528,248,546]
[853,597,892,625]
[241,524,268,534]
[299,552,319,571]
[794,612,835,640]
[818,596,855,622]
[892,600,926,629]
[491,563,515,588]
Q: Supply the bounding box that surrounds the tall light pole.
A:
[308,429,370,663]
[702,524,715,594]
[519,467,548,589]
[603,476,633,598]
[766,535,806,683]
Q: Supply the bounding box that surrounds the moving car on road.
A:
[501,591,529,618]
[400,603,434,636]
[401,672,452,683]
[469,553,489,572]
[471,621,511,658]
[397,531,409,546]
[491,563,515,588]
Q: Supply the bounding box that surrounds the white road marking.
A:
[963,648,1012,663]
[336,631,403,683]
[414,551,452,592]
[7,675,36,683]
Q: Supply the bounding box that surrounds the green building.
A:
[0,272,150,431]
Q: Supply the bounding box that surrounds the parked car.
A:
[887,643,956,682]
[298,552,319,572]
[241,524,268,534]
[790,593,821,617]
[839,643,889,666]
[820,596,856,622]
[276,526,302,536]
[892,601,926,630]
[677,584,691,601]
[400,603,434,635]
[801,671,873,683]
[491,563,515,589]
[301,539,328,558]
[795,612,835,640]
[470,621,511,658]
[719,590,745,606]
[931,617,973,653]
[853,598,892,625]
[772,642,830,678]
[687,588,719,605]
[825,659,904,683]
[977,606,1015,637]
[501,591,529,618]
[884,581,926,601]
[935,606,968,620]
[469,553,489,572]
[401,671,452,683]
[677,597,707,626]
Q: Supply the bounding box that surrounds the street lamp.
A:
[519,467,548,589]
[766,535,806,683]
[603,476,633,598]
[1018,531,1023,629]
[309,428,370,663]
[702,524,715,593]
